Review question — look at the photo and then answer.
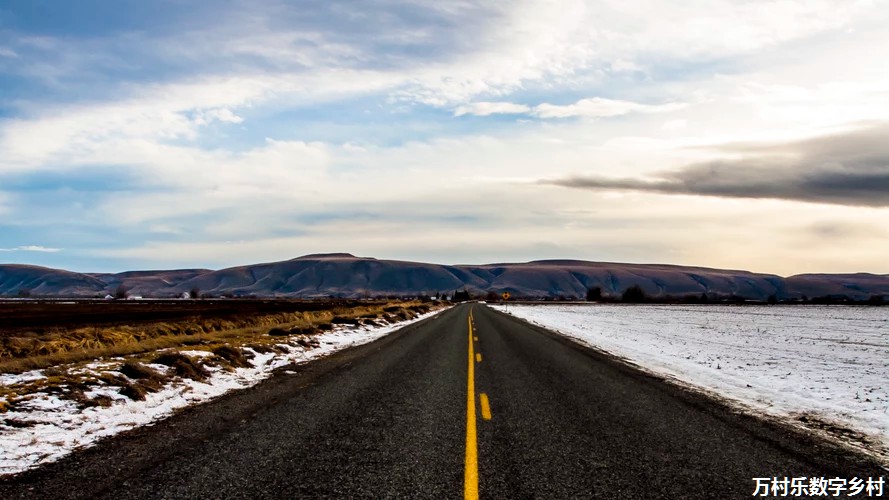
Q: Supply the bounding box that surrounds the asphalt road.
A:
[1,304,884,499]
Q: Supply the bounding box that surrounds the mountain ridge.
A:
[1,254,888,300]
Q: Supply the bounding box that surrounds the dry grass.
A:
[119,361,167,382]
[212,345,254,368]
[152,352,210,381]
[0,301,429,373]
[0,301,440,412]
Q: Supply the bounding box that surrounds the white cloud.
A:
[533,97,686,119]
[0,246,62,253]
[598,0,868,57]
[454,98,686,119]
[0,47,18,58]
[391,0,871,106]
[733,80,889,128]
[193,108,244,125]
[454,102,531,117]
[0,70,398,172]
[662,119,688,131]
[84,137,331,225]
[0,0,878,174]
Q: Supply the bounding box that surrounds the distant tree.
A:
[114,285,129,300]
[453,289,472,302]
[621,285,647,303]
[767,294,778,305]
[867,295,885,306]
[484,290,500,302]
[17,288,31,298]
[189,287,201,299]
[813,294,850,305]
[585,287,602,301]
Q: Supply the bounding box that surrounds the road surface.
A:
[1,304,884,499]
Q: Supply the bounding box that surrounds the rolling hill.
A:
[1,254,887,301]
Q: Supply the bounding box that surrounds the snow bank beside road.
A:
[0,308,446,476]
[496,304,889,456]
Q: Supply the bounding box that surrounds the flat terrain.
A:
[1,304,884,499]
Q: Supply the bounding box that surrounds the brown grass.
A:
[0,301,442,410]
[212,345,253,368]
[152,353,210,381]
[0,301,430,374]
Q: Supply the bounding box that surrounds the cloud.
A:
[543,124,889,207]
[661,119,687,131]
[0,245,62,253]
[454,102,531,117]
[731,81,889,129]
[392,0,871,107]
[0,47,18,58]
[0,0,874,167]
[193,108,244,125]
[533,97,686,119]
[5,1,868,110]
[454,97,685,119]
[0,70,398,171]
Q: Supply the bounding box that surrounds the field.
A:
[0,299,368,333]
[0,298,445,474]
[0,299,418,372]
[497,303,889,460]
[0,298,437,407]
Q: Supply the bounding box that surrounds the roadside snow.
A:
[496,304,889,455]
[0,309,446,476]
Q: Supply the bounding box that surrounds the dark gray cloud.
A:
[545,124,889,207]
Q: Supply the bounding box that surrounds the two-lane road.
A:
[2,304,883,499]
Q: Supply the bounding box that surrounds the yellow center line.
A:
[480,393,492,421]
[465,308,479,500]
[476,353,482,363]
[473,336,478,342]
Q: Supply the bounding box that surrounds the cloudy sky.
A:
[1,0,888,275]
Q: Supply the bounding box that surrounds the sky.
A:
[1,0,888,275]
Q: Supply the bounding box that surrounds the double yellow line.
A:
[465,309,492,499]
[465,310,479,499]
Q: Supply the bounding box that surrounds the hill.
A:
[2,254,888,301]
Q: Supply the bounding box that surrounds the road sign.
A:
[502,292,510,300]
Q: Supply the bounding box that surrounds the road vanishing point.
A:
[2,304,884,499]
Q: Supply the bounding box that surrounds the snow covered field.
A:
[0,308,446,476]
[496,304,889,456]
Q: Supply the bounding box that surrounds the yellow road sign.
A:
[502,292,510,300]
